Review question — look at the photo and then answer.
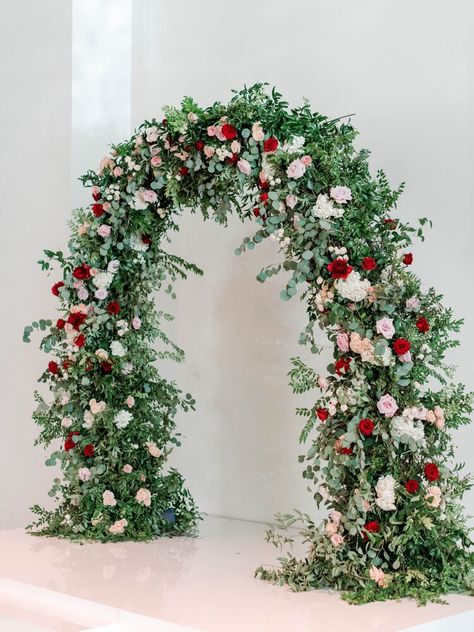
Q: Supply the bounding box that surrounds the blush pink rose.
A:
[336,331,350,353]
[135,487,152,507]
[301,155,312,167]
[132,316,141,330]
[287,159,306,179]
[376,317,395,339]
[237,159,251,176]
[207,125,217,137]
[142,189,157,203]
[285,194,297,209]
[377,394,398,418]
[97,224,111,238]
[150,156,162,167]
[406,296,420,311]
[122,464,133,473]
[203,146,215,158]
[113,166,123,178]
[330,533,344,547]
[398,351,412,363]
[330,186,352,204]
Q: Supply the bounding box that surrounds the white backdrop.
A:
[0,0,473,528]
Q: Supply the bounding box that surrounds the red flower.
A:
[393,338,411,355]
[358,418,375,437]
[258,176,270,190]
[101,361,113,374]
[62,359,71,370]
[92,191,101,202]
[195,140,204,151]
[67,311,87,331]
[316,408,329,421]
[72,263,91,280]
[263,137,278,152]
[226,153,239,165]
[107,301,121,315]
[416,316,430,333]
[424,462,440,482]
[221,123,237,140]
[84,444,95,458]
[340,447,353,455]
[64,431,80,452]
[260,192,269,203]
[56,318,65,330]
[327,258,353,280]
[403,252,413,265]
[363,520,380,540]
[142,234,152,245]
[335,357,351,375]
[362,257,377,271]
[92,203,105,218]
[405,479,419,493]
[253,208,260,217]
[51,281,64,296]
[48,360,59,375]
[74,334,86,348]
[384,218,398,230]
[179,166,189,176]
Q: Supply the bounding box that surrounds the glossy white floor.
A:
[0,515,473,632]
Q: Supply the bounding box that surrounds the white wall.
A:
[0,0,472,528]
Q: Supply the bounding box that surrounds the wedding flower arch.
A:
[26,85,473,603]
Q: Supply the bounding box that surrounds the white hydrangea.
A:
[375,475,397,511]
[111,341,127,357]
[312,194,344,220]
[114,410,133,429]
[129,234,149,252]
[283,135,305,153]
[336,271,371,302]
[92,271,114,289]
[391,415,426,447]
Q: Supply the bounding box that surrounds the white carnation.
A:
[336,271,371,302]
[375,475,397,511]
[92,271,114,290]
[312,194,344,220]
[114,410,133,429]
[391,415,426,447]
[111,341,126,357]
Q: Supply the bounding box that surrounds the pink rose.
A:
[113,166,123,178]
[330,510,342,524]
[336,331,350,353]
[78,467,91,482]
[122,464,133,474]
[215,126,226,142]
[406,296,420,311]
[377,394,398,418]
[287,159,306,179]
[142,189,157,203]
[230,140,241,154]
[330,186,352,204]
[77,287,89,301]
[126,396,135,408]
[237,159,251,176]
[285,194,297,209]
[94,288,107,300]
[330,533,344,547]
[203,146,215,158]
[132,316,141,330]
[103,490,117,507]
[376,317,395,339]
[301,155,312,167]
[135,487,152,507]
[150,156,162,168]
[109,518,128,535]
[251,122,265,142]
[207,125,217,137]
[97,224,111,238]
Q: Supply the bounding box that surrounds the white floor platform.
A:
[0,515,472,632]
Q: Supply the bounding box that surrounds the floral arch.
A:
[26,85,472,603]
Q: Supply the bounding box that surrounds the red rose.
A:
[263,137,278,152]
[226,153,239,165]
[340,446,353,455]
[179,166,189,176]
[424,462,440,482]
[195,140,204,151]
[72,263,91,280]
[403,252,413,265]
[101,361,113,374]
[335,357,351,375]
[142,234,152,245]
[107,301,121,315]
[62,359,71,370]
[384,218,398,230]
[393,338,411,355]
[253,208,260,217]
[56,319,65,330]
[260,192,269,203]
[74,334,86,348]
[92,203,105,218]
[64,431,79,452]
[363,520,380,540]
[51,281,65,296]
[48,360,59,375]
[405,479,419,493]
[221,123,237,140]
[362,257,377,271]
[327,258,353,280]
[416,316,430,333]
[258,176,270,190]
[84,444,95,458]
[358,418,375,437]
[92,191,101,202]
[67,311,87,330]
[316,408,329,421]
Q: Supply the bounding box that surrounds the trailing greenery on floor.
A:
[26,85,472,601]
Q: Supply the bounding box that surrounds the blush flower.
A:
[377,394,398,418]
[135,487,152,507]
[376,317,395,340]
[330,186,352,204]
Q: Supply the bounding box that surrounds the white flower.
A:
[131,189,149,210]
[92,271,114,290]
[375,475,396,511]
[89,399,106,415]
[129,234,149,252]
[111,341,126,357]
[107,260,120,274]
[103,490,117,507]
[122,362,133,375]
[116,319,128,336]
[61,416,73,428]
[391,415,426,447]
[83,410,94,429]
[312,194,344,220]
[78,467,91,482]
[283,135,305,153]
[336,271,371,302]
[114,410,132,429]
